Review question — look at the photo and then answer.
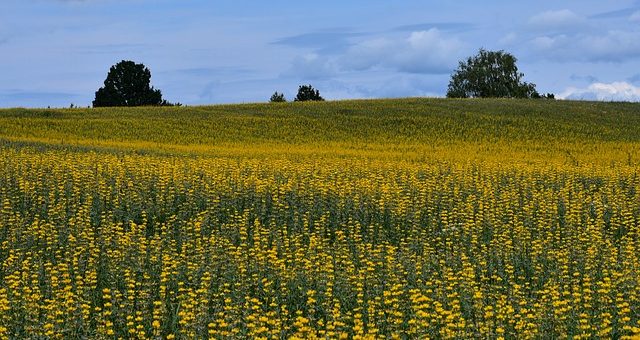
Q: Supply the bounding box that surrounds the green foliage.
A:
[1,98,639,165]
[160,99,182,107]
[447,49,542,99]
[270,92,287,103]
[93,60,166,107]
[294,85,324,102]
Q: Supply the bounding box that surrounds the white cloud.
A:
[284,29,463,79]
[342,37,391,71]
[532,35,564,50]
[528,9,586,30]
[499,32,518,45]
[285,53,337,80]
[311,73,446,100]
[630,11,640,22]
[530,30,640,62]
[340,29,464,74]
[558,82,640,101]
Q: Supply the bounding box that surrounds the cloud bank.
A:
[559,82,640,102]
[530,30,640,62]
[340,29,463,74]
[528,9,587,31]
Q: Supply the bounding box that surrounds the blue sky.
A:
[1,0,640,107]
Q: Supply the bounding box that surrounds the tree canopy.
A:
[93,60,165,107]
[294,85,324,102]
[270,92,287,102]
[446,49,541,99]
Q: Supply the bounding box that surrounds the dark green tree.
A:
[446,49,541,99]
[294,85,324,102]
[93,60,164,107]
[270,92,287,102]
[160,99,183,107]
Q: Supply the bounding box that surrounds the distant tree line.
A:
[270,85,325,103]
[91,49,552,108]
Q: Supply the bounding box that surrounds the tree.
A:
[294,85,324,102]
[93,60,166,107]
[446,49,542,99]
[160,99,183,107]
[270,92,287,102]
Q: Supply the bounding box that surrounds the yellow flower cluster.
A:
[0,144,638,339]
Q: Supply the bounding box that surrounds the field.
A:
[0,98,639,339]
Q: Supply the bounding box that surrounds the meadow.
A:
[0,98,639,339]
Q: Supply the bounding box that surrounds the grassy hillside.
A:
[1,98,640,338]
[1,98,639,163]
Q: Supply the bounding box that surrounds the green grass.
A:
[1,98,639,165]
[1,98,639,145]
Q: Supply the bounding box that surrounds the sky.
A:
[1,0,640,108]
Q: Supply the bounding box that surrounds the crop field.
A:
[0,98,639,339]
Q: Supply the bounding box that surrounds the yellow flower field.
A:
[0,99,639,339]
